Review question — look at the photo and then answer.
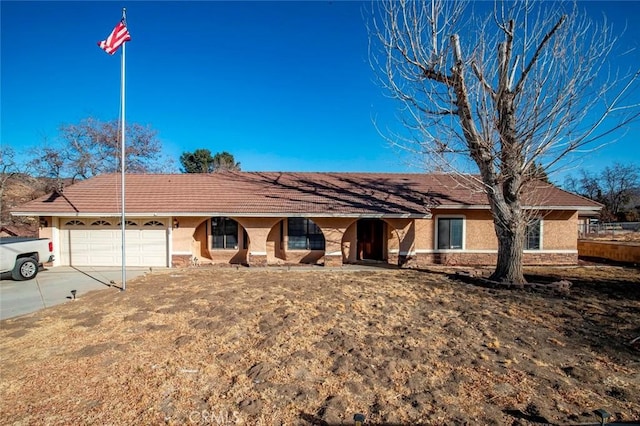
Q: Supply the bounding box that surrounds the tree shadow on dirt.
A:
[440,267,640,359]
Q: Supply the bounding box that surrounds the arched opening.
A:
[284,217,326,264]
[207,216,248,264]
[356,219,387,261]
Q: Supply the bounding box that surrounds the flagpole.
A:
[120,7,127,291]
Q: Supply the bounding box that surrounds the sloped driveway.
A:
[0,266,151,320]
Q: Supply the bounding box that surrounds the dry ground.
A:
[1,266,639,425]
[581,230,640,243]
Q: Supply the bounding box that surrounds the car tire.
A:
[12,258,39,281]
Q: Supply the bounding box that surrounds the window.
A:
[525,219,541,250]
[437,217,463,250]
[211,217,238,249]
[287,218,325,250]
[65,220,85,226]
[143,220,164,227]
[91,220,112,226]
[117,220,138,227]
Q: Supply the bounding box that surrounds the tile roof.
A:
[11,172,601,217]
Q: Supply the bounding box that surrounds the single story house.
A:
[11,172,601,268]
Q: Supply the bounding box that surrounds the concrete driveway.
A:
[0,266,152,320]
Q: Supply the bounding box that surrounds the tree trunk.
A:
[490,214,526,284]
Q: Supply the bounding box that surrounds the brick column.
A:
[248,252,268,267]
[324,253,343,267]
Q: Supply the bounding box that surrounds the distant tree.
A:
[212,151,241,172]
[180,150,241,173]
[565,163,639,221]
[370,0,639,283]
[28,117,169,183]
[28,146,66,192]
[565,171,601,201]
[0,146,20,226]
[180,149,216,173]
[0,147,48,233]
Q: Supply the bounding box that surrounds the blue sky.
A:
[2,1,639,182]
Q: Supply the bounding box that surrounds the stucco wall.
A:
[541,211,577,250]
[342,223,357,262]
[193,219,209,260]
[172,216,249,265]
[431,209,497,250]
[414,218,433,251]
[172,217,208,254]
[266,221,283,263]
[38,217,54,240]
[171,209,581,268]
[419,210,578,252]
[465,211,497,250]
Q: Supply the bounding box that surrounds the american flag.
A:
[97,19,131,55]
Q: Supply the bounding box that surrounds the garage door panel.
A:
[60,219,167,267]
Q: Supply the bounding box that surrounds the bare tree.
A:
[564,171,601,202]
[29,117,170,183]
[370,0,639,283]
[0,147,46,234]
[28,146,66,193]
[601,164,640,220]
[565,163,639,221]
[0,146,20,226]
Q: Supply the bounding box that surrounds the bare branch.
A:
[369,0,640,283]
[513,15,566,95]
[471,61,495,98]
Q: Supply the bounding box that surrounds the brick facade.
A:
[408,251,577,267]
[171,254,192,268]
[248,253,268,267]
[324,254,343,267]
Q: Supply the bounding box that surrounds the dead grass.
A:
[1,266,639,425]
[582,232,640,243]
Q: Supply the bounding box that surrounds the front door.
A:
[357,219,385,261]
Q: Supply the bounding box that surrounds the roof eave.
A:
[12,211,432,219]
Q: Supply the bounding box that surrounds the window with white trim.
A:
[525,219,541,250]
[437,217,464,250]
[287,218,325,250]
[211,217,238,250]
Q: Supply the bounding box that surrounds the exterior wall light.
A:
[173,218,179,229]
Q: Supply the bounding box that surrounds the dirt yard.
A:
[1,266,639,425]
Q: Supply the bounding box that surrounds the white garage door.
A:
[59,218,167,267]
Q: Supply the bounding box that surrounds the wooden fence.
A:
[577,240,640,265]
